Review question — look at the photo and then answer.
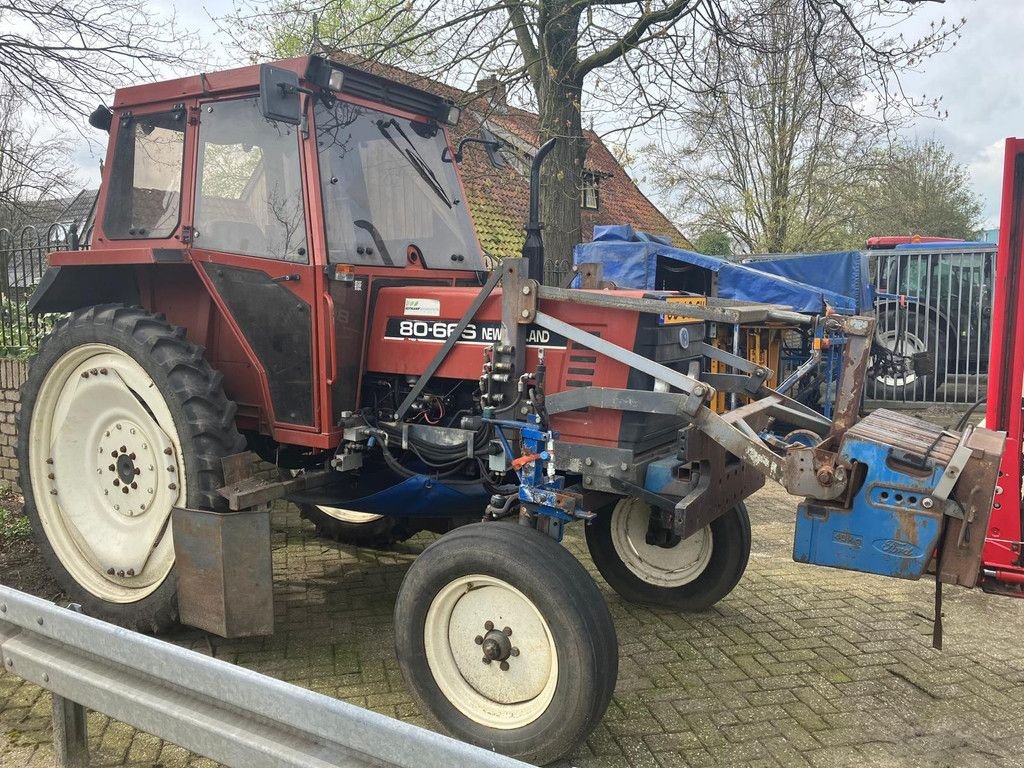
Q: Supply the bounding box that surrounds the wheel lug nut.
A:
[109,464,115,472]
[113,479,120,486]
[129,452,136,460]
[482,657,491,665]
[484,621,494,631]
[116,424,122,431]
[130,482,138,490]
[122,487,129,494]
[163,447,173,456]
[119,445,126,453]
[474,636,483,645]
[107,568,114,575]
[499,661,510,671]
[503,627,512,636]
[134,468,141,476]
[110,451,118,458]
[510,647,519,657]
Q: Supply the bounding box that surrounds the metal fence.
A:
[0,583,530,768]
[0,223,91,357]
[867,245,996,407]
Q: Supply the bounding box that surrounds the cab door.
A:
[190,95,320,431]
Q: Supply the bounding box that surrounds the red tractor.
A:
[17,57,1010,764]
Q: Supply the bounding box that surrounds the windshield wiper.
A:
[376,118,453,209]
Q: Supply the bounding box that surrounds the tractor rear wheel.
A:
[298,504,401,548]
[18,305,245,632]
[585,497,751,611]
[394,523,618,765]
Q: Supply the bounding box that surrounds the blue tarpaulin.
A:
[743,251,874,314]
[574,225,858,315]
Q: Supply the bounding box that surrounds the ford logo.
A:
[872,539,922,558]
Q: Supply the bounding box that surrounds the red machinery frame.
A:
[982,139,1024,591]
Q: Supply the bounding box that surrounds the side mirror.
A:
[443,128,509,168]
[480,128,507,169]
[259,64,302,125]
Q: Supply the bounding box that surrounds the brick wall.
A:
[0,359,28,492]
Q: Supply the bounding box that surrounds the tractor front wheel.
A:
[586,497,751,611]
[393,523,618,765]
[18,305,245,632]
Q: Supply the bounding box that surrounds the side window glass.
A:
[194,97,307,261]
[103,110,186,239]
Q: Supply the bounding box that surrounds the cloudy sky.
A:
[70,0,1014,228]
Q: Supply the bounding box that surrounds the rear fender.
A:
[28,265,140,314]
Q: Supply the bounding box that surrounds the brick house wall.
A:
[0,359,27,492]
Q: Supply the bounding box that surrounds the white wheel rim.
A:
[874,330,928,387]
[610,497,713,588]
[315,506,384,524]
[424,574,558,730]
[28,343,186,603]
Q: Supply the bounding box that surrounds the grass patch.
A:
[0,486,28,540]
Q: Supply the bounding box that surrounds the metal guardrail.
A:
[0,584,531,768]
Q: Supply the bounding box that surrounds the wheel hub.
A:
[96,418,165,518]
[425,575,558,726]
[115,452,138,484]
[476,621,519,670]
[611,497,714,588]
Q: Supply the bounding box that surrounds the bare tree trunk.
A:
[536,71,586,285]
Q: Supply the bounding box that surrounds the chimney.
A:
[477,76,507,108]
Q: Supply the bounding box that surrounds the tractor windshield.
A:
[314,100,482,270]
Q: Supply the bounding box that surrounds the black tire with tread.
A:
[394,523,618,766]
[298,503,402,548]
[18,304,246,633]
[585,501,751,612]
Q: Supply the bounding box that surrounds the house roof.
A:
[8,189,98,236]
[328,55,690,260]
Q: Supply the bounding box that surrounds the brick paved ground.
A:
[2,481,1024,768]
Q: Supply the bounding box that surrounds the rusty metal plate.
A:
[172,507,274,638]
[937,426,1006,587]
[672,435,766,539]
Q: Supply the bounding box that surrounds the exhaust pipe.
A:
[523,139,557,283]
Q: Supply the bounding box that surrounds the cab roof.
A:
[111,55,453,122]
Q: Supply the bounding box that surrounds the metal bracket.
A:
[932,425,976,501]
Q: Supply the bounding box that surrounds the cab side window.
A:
[103,109,186,239]
[194,97,308,261]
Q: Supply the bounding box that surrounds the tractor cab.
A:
[34,56,489,447]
